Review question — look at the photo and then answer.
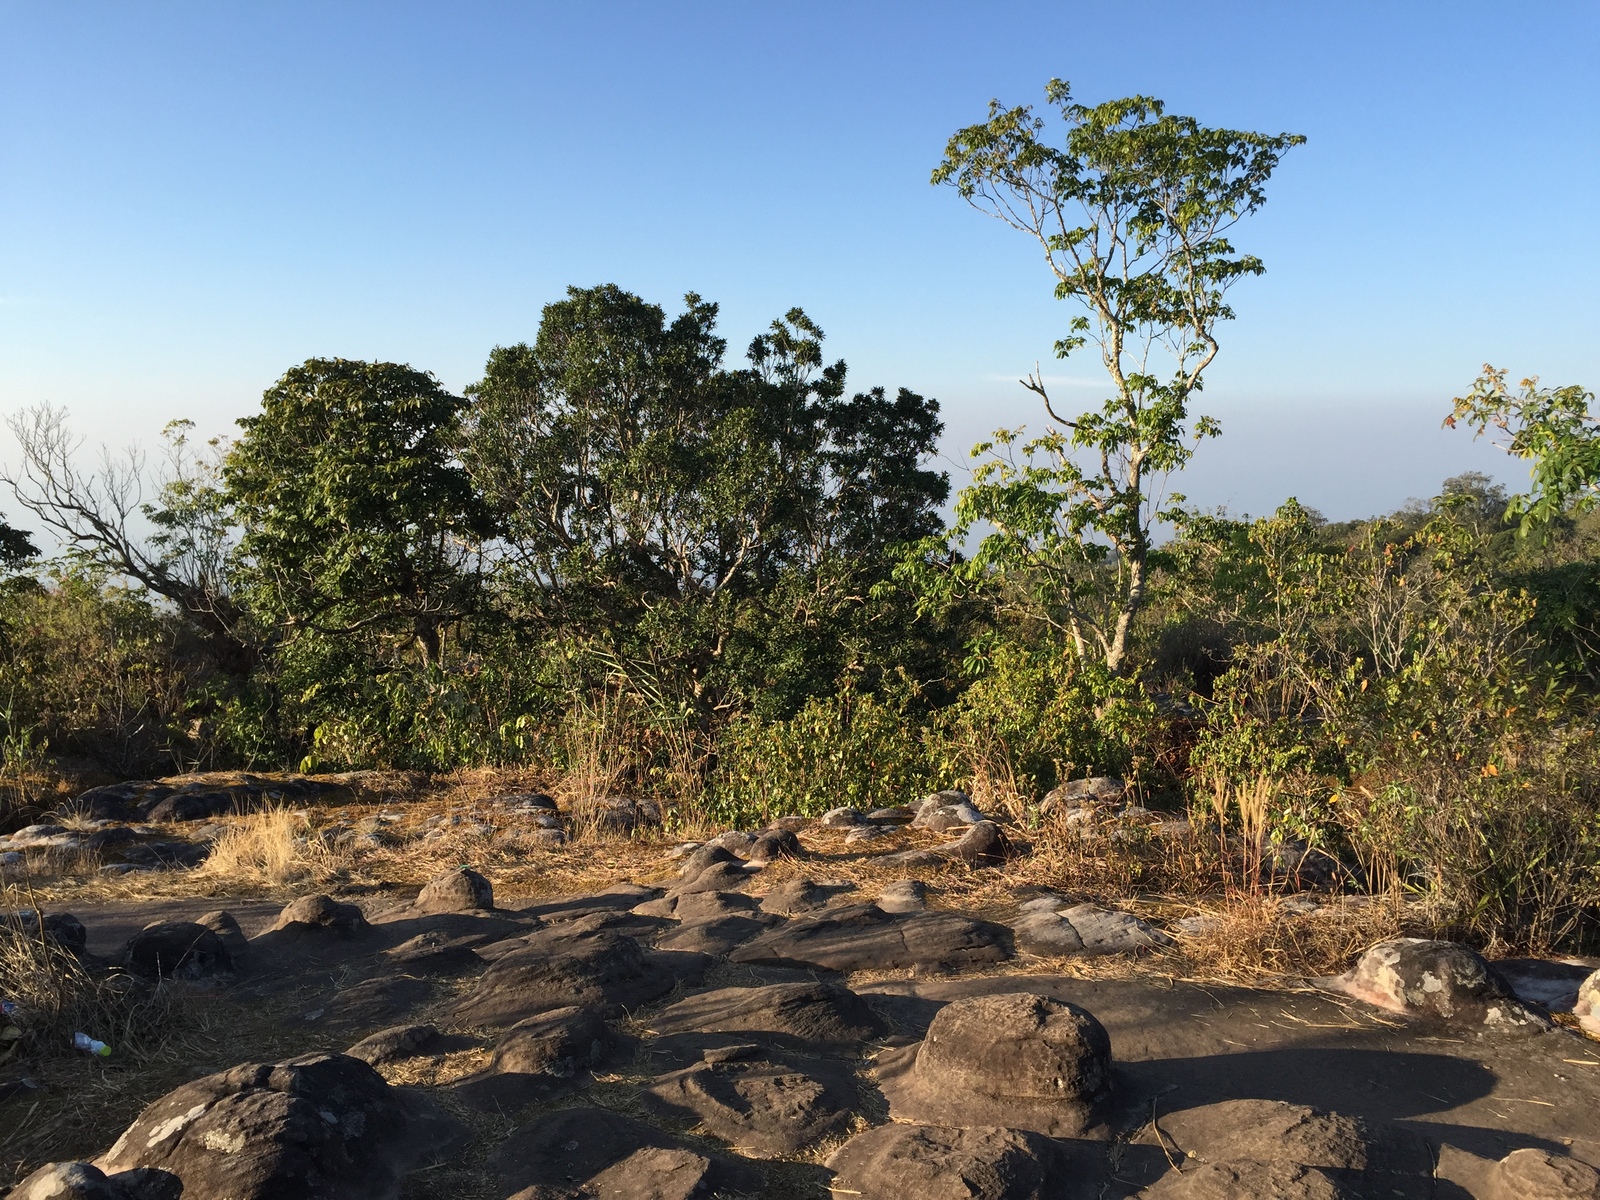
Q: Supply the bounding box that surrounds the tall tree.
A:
[465,284,947,716]
[931,80,1302,672]
[224,358,489,666]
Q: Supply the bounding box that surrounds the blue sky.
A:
[2,2,1596,520]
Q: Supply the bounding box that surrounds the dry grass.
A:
[0,913,179,1064]
[193,808,342,889]
[1169,894,1404,981]
[0,890,211,1186]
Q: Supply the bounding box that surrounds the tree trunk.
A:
[1105,549,1147,675]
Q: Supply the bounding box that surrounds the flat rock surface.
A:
[858,973,1600,1172]
[489,1106,760,1197]
[729,902,1012,972]
[647,981,887,1045]
[826,1123,1059,1200]
[11,886,1600,1200]
[641,1051,858,1156]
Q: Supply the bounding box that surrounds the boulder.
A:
[946,820,1016,866]
[879,992,1112,1136]
[642,1047,857,1156]
[84,827,140,853]
[1173,914,1225,938]
[912,798,986,832]
[413,866,494,913]
[8,1163,180,1200]
[884,820,1020,869]
[747,827,801,863]
[867,805,916,824]
[496,791,558,811]
[652,908,771,960]
[345,1024,444,1067]
[648,981,886,1045]
[448,932,683,1029]
[96,1053,465,1200]
[1322,939,1548,1028]
[707,829,757,855]
[821,807,868,827]
[195,911,249,960]
[490,1006,612,1077]
[123,922,232,980]
[452,1006,613,1111]
[1484,1148,1600,1200]
[662,889,761,923]
[1040,776,1126,815]
[489,1107,758,1198]
[1011,910,1084,955]
[669,859,757,896]
[62,782,153,822]
[758,877,850,915]
[1574,967,1600,1037]
[144,789,250,823]
[730,903,1012,973]
[1138,1160,1352,1199]
[877,879,928,914]
[1013,903,1172,956]
[381,929,492,974]
[11,910,88,953]
[676,843,741,879]
[700,830,751,857]
[269,894,369,935]
[567,1147,717,1200]
[1492,958,1594,1011]
[915,788,975,813]
[827,1123,1057,1200]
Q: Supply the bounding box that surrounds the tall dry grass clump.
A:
[1176,895,1403,982]
[0,906,182,1065]
[194,808,338,889]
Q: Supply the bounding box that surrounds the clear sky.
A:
[2,2,1596,521]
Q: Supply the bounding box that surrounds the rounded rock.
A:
[415,866,495,913]
[821,807,868,828]
[1574,967,1600,1038]
[884,992,1111,1136]
[1328,938,1543,1027]
[1486,1149,1600,1200]
[269,893,368,934]
[123,921,232,980]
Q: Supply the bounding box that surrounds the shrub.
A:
[712,684,938,826]
[934,641,1160,816]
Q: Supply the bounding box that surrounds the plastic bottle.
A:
[72,1032,111,1057]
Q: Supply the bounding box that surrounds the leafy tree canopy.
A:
[224,358,491,666]
[465,284,948,714]
[1449,366,1599,535]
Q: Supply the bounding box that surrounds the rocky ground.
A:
[3,775,1600,1199]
